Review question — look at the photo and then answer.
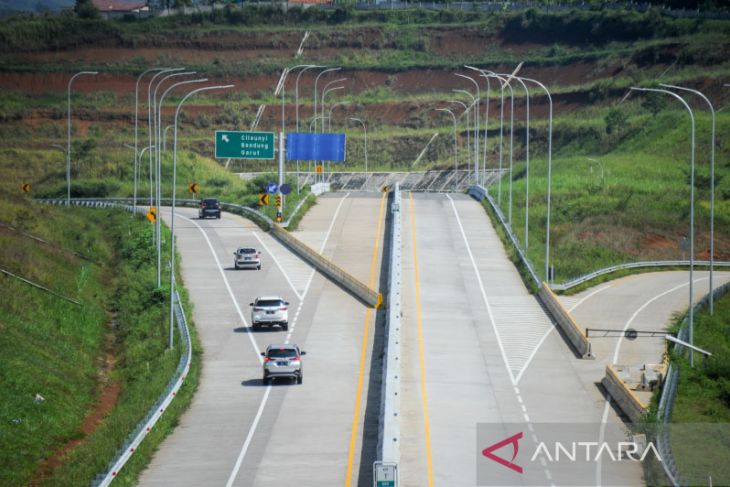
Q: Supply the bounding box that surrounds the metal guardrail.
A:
[468,185,543,288]
[93,290,192,487]
[467,187,730,293]
[656,280,730,487]
[38,195,317,231]
[551,260,730,292]
[39,198,274,231]
[379,183,402,465]
[34,199,194,486]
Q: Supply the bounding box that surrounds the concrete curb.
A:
[379,183,402,464]
[602,364,648,422]
[270,224,383,308]
[537,282,594,359]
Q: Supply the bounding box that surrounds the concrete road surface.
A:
[138,192,386,487]
[399,193,640,487]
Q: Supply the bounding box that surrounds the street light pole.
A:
[449,98,472,181]
[456,73,480,184]
[349,117,368,176]
[67,70,98,206]
[321,79,347,124]
[169,84,233,349]
[454,89,479,183]
[519,76,553,283]
[147,68,184,207]
[125,143,155,193]
[156,77,207,288]
[313,67,341,133]
[293,65,323,194]
[295,65,322,131]
[659,83,716,315]
[153,71,196,287]
[465,66,495,186]
[328,101,349,131]
[435,108,458,189]
[321,81,345,182]
[503,74,531,248]
[134,67,166,213]
[162,124,174,152]
[631,86,696,366]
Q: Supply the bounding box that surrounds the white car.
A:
[250,296,289,330]
[234,247,261,270]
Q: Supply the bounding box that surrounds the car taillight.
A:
[254,307,264,312]
[263,356,270,362]
[280,307,288,311]
[291,357,300,361]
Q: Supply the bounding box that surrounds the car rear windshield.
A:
[257,299,284,307]
[238,248,256,254]
[268,348,298,359]
[202,199,218,206]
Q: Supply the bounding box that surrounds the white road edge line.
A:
[514,284,612,384]
[225,387,271,487]
[596,276,708,487]
[223,194,349,487]
[300,192,350,300]
[180,215,260,358]
[445,194,517,385]
[252,232,303,301]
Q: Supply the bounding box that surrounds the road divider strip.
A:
[602,364,648,422]
[537,283,594,359]
[345,190,388,486]
[379,184,402,465]
[270,222,383,308]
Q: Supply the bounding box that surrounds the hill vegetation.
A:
[0,4,728,484]
[0,194,200,486]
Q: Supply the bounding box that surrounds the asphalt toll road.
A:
[399,193,640,487]
[559,270,730,369]
[138,193,386,487]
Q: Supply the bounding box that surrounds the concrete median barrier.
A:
[603,364,649,422]
[270,224,382,308]
[537,282,594,359]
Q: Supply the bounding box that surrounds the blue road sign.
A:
[286,133,346,162]
[266,182,278,194]
[280,183,292,195]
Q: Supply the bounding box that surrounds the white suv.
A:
[261,343,305,385]
[234,247,261,270]
[250,296,289,330]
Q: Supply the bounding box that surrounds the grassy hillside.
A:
[0,193,201,486]
[0,5,727,282]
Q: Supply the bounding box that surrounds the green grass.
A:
[654,291,730,485]
[0,194,201,486]
[486,105,730,284]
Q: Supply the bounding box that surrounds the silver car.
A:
[234,247,261,270]
[250,296,289,330]
[261,344,305,384]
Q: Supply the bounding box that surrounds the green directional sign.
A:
[215,131,275,160]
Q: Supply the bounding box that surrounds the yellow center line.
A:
[409,192,434,487]
[344,191,387,487]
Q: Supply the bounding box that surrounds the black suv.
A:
[198,198,221,219]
